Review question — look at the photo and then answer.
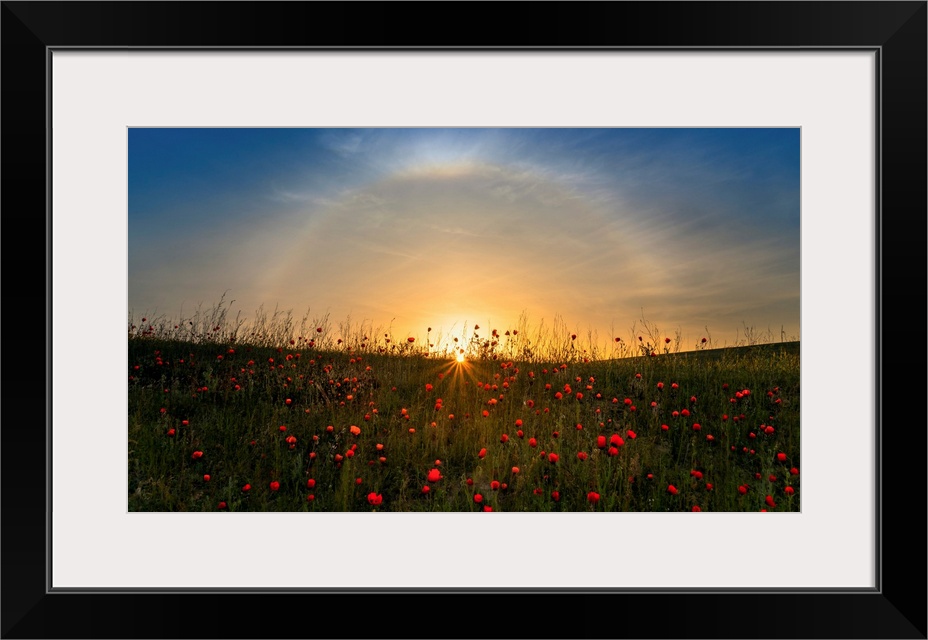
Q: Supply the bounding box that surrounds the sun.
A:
[455,350,466,363]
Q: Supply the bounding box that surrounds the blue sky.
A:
[129,128,800,353]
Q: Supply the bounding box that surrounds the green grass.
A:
[128,323,800,512]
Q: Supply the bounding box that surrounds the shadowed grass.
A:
[129,310,799,512]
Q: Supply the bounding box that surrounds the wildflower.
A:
[548,453,559,464]
[577,451,588,461]
[765,495,777,508]
[191,450,203,460]
[667,485,679,495]
[269,481,280,491]
[217,501,227,510]
[474,494,483,504]
[777,452,787,462]
[478,448,487,459]
[367,492,383,506]
[350,425,361,436]
[490,480,500,490]
[427,469,442,483]
[587,491,600,503]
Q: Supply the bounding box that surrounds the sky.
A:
[128,128,800,356]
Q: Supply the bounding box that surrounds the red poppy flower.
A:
[777,452,787,462]
[548,453,559,463]
[667,484,679,495]
[474,493,483,504]
[610,434,624,447]
[626,430,637,439]
[167,428,176,437]
[407,337,415,343]
[425,383,433,392]
[191,450,203,460]
[367,492,383,505]
[218,501,227,510]
[765,495,776,508]
[478,448,487,458]
[528,438,537,448]
[203,474,211,482]
[500,434,509,443]
[577,451,588,461]
[421,485,430,494]
[242,484,251,492]
[587,491,600,503]
[511,466,520,474]
[784,486,795,495]
[427,468,442,483]
[738,485,748,494]
[692,505,701,512]
[551,491,560,501]
[269,481,280,491]
[307,478,315,488]
[790,467,799,476]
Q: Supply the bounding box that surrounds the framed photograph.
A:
[4,2,924,638]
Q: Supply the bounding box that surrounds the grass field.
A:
[128,316,799,512]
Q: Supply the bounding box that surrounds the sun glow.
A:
[455,351,466,363]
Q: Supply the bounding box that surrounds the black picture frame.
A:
[2,2,925,638]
